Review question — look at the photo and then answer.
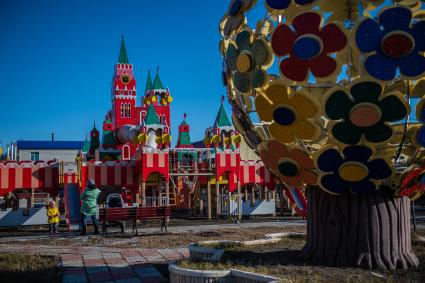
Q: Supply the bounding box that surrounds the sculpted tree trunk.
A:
[303,187,419,270]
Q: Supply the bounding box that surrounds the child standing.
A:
[47,200,60,234]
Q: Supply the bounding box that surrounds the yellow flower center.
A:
[338,162,369,182]
[236,51,254,73]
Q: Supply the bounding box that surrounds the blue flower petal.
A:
[266,0,291,9]
[379,6,412,32]
[342,145,372,163]
[355,19,383,53]
[320,174,349,194]
[418,126,425,147]
[398,53,425,78]
[413,21,425,52]
[367,159,392,180]
[364,54,397,81]
[317,148,343,173]
[350,180,377,194]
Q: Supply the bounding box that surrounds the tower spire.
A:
[118,35,129,64]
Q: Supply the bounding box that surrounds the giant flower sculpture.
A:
[355,6,425,81]
[315,145,393,194]
[271,11,347,82]
[260,140,317,187]
[255,80,321,143]
[226,29,274,93]
[220,0,257,38]
[323,80,409,145]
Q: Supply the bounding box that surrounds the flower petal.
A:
[310,55,337,78]
[299,170,318,185]
[350,180,377,194]
[266,0,291,10]
[316,148,343,172]
[267,140,290,156]
[332,121,362,145]
[255,83,288,121]
[367,159,392,180]
[379,94,409,122]
[233,72,251,93]
[320,174,349,194]
[249,68,267,89]
[255,93,274,122]
[325,90,352,120]
[363,123,393,143]
[342,145,372,163]
[269,123,295,143]
[292,12,321,34]
[271,24,296,56]
[226,44,239,71]
[364,54,397,81]
[290,148,314,169]
[398,53,425,78]
[350,81,382,103]
[290,93,319,119]
[252,38,272,66]
[355,18,383,53]
[292,120,321,141]
[281,57,309,82]
[236,30,252,50]
[379,6,412,32]
[413,21,425,52]
[320,23,347,53]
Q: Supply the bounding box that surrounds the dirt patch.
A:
[5,225,306,249]
[0,253,61,283]
[180,230,425,282]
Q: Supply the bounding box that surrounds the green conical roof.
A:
[82,133,90,153]
[214,102,232,128]
[118,36,129,64]
[145,70,153,93]
[144,104,160,125]
[153,68,164,89]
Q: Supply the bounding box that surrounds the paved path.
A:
[0,221,306,283]
[0,243,188,283]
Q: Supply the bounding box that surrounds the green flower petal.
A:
[249,69,267,89]
[332,121,362,145]
[350,81,382,103]
[325,90,352,120]
[252,38,270,66]
[363,123,393,143]
[379,95,408,122]
[233,72,251,93]
[226,44,239,71]
[236,30,251,50]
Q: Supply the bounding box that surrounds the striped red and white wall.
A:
[80,161,135,189]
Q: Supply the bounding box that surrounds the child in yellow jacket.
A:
[47,200,60,234]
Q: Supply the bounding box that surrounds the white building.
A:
[16,140,85,163]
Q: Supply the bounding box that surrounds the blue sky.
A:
[0,0,244,146]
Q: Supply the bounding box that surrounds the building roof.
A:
[145,70,153,93]
[17,140,85,150]
[144,104,160,125]
[214,102,232,128]
[118,36,129,64]
[153,68,164,90]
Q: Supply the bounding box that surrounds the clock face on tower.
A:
[120,74,131,84]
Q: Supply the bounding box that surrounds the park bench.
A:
[99,206,171,235]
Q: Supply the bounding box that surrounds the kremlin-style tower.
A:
[94,36,173,161]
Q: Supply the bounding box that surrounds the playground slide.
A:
[284,187,307,218]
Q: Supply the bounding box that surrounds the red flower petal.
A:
[310,55,337,78]
[281,56,309,82]
[271,24,296,56]
[292,12,321,35]
[320,23,347,53]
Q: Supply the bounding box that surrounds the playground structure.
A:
[0,37,307,227]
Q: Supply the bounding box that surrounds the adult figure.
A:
[80,178,101,235]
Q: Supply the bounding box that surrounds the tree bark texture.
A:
[303,187,419,270]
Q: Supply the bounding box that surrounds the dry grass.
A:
[180,230,425,283]
[0,253,61,283]
[11,225,306,249]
